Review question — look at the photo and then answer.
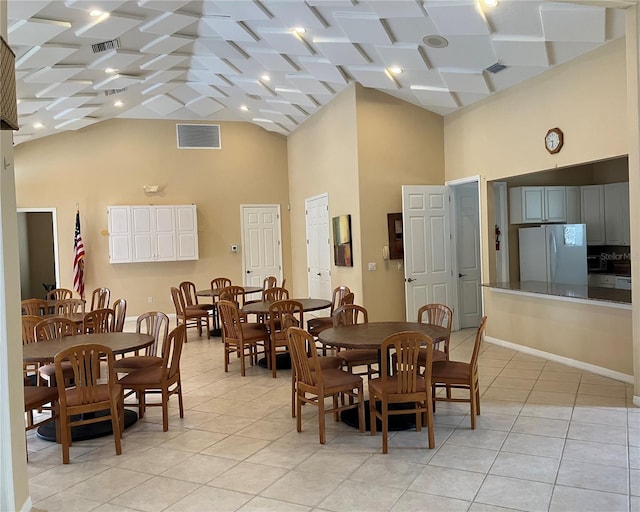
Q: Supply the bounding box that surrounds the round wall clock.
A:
[545,127,564,154]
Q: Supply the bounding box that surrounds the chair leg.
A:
[162,388,169,432]
[60,414,71,464]
[357,383,365,433]
[240,344,246,376]
[318,392,326,444]
[369,396,377,436]
[291,371,296,418]
[296,390,303,432]
[224,343,230,373]
[110,399,122,456]
[425,396,435,449]
[381,400,389,454]
[177,379,184,419]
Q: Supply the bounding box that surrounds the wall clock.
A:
[545,127,564,154]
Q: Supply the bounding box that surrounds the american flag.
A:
[73,210,85,298]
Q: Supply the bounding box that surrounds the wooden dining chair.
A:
[114,311,169,374]
[82,308,115,334]
[46,288,73,301]
[307,285,351,339]
[218,300,268,376]
[369,331,435,454]
[55,343,123,463]
[287,326,365,444]
[431,316,488,429]
[112,298,127,332]
[268,299,303,378]
[35,317,80,387]
[170,286,210,340]
[118,324,186,432]
[22,315,43,385]
[55,298,85,315]
[179,280,215,316]
[21,298,47,316]
[210,277,231,290]
[333,304,379,379]
[24,385,60,453]
[417,304,453,364]
[89,287,110,311]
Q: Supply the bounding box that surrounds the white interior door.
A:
[453,182,482,329]
[402,185,453,321]
[305,194,331,299]
[241,205,282,288]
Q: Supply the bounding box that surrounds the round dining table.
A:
[23,331,154,442]
[318,321,450,431]
[196,286,264,336]
[242,298,332,370]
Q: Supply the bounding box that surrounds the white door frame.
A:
[446,175,484,331]
[16,207,60,289]
[493,182,510,282]
[240,204,283,285]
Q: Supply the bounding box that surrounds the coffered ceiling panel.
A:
[9,18,71,46]
[5,0,627,145]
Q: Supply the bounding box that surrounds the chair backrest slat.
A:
[417,304,453,331]
[380,331,433,394]
[333,304,368,327]
[287,327,318,387]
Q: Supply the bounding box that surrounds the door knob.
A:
[459,273,466,278]
[407,277,415,282]
[246,270,251,274]
[317,273,321,276]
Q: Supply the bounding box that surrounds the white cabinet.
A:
[565,186,581,224]
[604,182,630,245]
[580,185,605,245]
[509,186,566,224]
[108,205,198,263]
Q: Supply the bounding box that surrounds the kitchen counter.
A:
[483,281,631,306]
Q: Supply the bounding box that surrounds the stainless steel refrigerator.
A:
[518,224,588,285]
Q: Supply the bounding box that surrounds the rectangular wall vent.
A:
[176,124,221,149]
[486,62,508,74]
[91,38,121,53]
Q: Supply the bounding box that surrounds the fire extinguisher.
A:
[495,225,501,251]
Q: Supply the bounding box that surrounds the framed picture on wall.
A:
[332,215,353,266]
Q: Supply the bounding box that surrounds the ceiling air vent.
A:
[486,62,508,74]
[104,87,127,96]
[91,38,121,53]
[176,124,221,150]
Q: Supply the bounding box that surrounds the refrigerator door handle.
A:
[549,229,557,282]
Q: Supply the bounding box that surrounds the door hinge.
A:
[306,239,309,245]
[307,267,310,272]
[305,209,308,215]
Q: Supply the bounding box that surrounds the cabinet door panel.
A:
[544,187,566,222]
[131,207,154,261]
[580,185,605,245]
[108,206,131,263]
[523,187,544,222]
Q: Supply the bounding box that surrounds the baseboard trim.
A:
[485,335,634,385]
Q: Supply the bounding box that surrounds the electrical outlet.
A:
[368,262,377,271]
[147,296,153,303]
[397,262,403,270]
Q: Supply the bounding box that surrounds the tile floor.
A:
[26,324,640,512]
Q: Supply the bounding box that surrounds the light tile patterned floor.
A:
[26,324,639,512]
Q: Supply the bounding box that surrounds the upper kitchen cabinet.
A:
[604,182,630,245]
[580,185,605,245]
[509,186,566,224]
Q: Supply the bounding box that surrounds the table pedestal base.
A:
[341,400,418,431]
[258,353,291,370]
[37,408,138,442]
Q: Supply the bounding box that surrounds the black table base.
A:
[209,328,222,337]
[341,400,420,431]
[258,353,291,370]
[37,408,138,442]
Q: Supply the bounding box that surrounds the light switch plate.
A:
[368,262,377,271]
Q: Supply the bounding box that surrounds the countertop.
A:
[483,281,631,305]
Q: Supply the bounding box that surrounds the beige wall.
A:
[355,85,444,320]
[14,119,290,317]
[287,85,363,301]
[445,38,633,375]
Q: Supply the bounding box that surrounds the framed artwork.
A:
[387,213,403,259]
[332,215,353,266]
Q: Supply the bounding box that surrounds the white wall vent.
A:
[176,123,221,149]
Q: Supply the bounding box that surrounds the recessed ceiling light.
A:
[240,105,249,111]
[260,74,271,82]
[114,100,123,107]
[483,0,498,6]
[294,27,306,34]
[423,35,449,48]
[33,122,44,129]
[389,67,403,75]
[105,68,117,74]
[89,9,103,17]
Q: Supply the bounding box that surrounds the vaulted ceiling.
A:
[7,0,626,145]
